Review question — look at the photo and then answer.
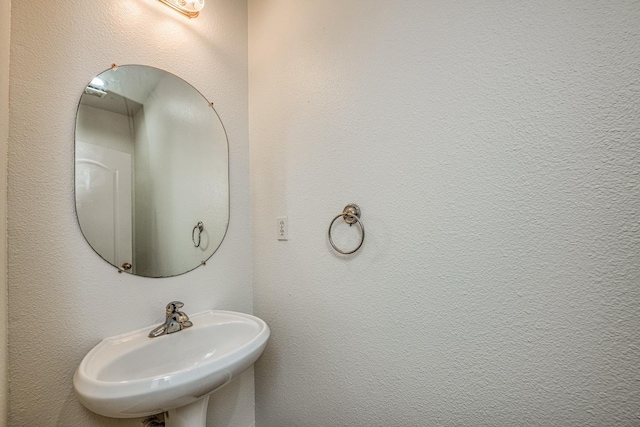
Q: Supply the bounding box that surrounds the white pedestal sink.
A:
[73,310,270,426]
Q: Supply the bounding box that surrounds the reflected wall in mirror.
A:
[75,65,229,278]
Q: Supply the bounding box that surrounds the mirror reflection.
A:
[75,65,229,278]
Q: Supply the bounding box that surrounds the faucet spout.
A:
[148,324,167,338]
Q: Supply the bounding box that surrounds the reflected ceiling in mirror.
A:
[75,65,229,278]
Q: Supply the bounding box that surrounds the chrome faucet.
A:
[148,301,193,338]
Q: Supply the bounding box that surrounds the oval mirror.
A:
[75,65,229,278]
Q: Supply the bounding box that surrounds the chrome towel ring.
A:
[192,221,204,247]
[328,204,365,255]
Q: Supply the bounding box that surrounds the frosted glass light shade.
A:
[156,0,204,18]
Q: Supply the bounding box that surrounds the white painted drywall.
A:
[0,0,9,425]
[249,1,640,425]
[8,0,252,426]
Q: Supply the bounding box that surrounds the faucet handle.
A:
[175,310,189,321]
[169,312,193,330]
[174,312,193,328]
[165,301,184,314]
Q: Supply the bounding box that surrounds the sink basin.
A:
[74,310,269,425]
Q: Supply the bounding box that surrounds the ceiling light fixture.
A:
[156,0,204,18]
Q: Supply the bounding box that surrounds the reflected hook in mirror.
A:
[192,222,204,248]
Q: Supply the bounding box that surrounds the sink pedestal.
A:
[165,396,210,427]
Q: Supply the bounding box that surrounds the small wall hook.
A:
[192,221,204,247]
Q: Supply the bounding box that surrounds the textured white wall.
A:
[0,0,9,425]
[8,0,253,426]
[249,1,640,425]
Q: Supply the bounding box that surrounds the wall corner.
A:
[0,0,10,425]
